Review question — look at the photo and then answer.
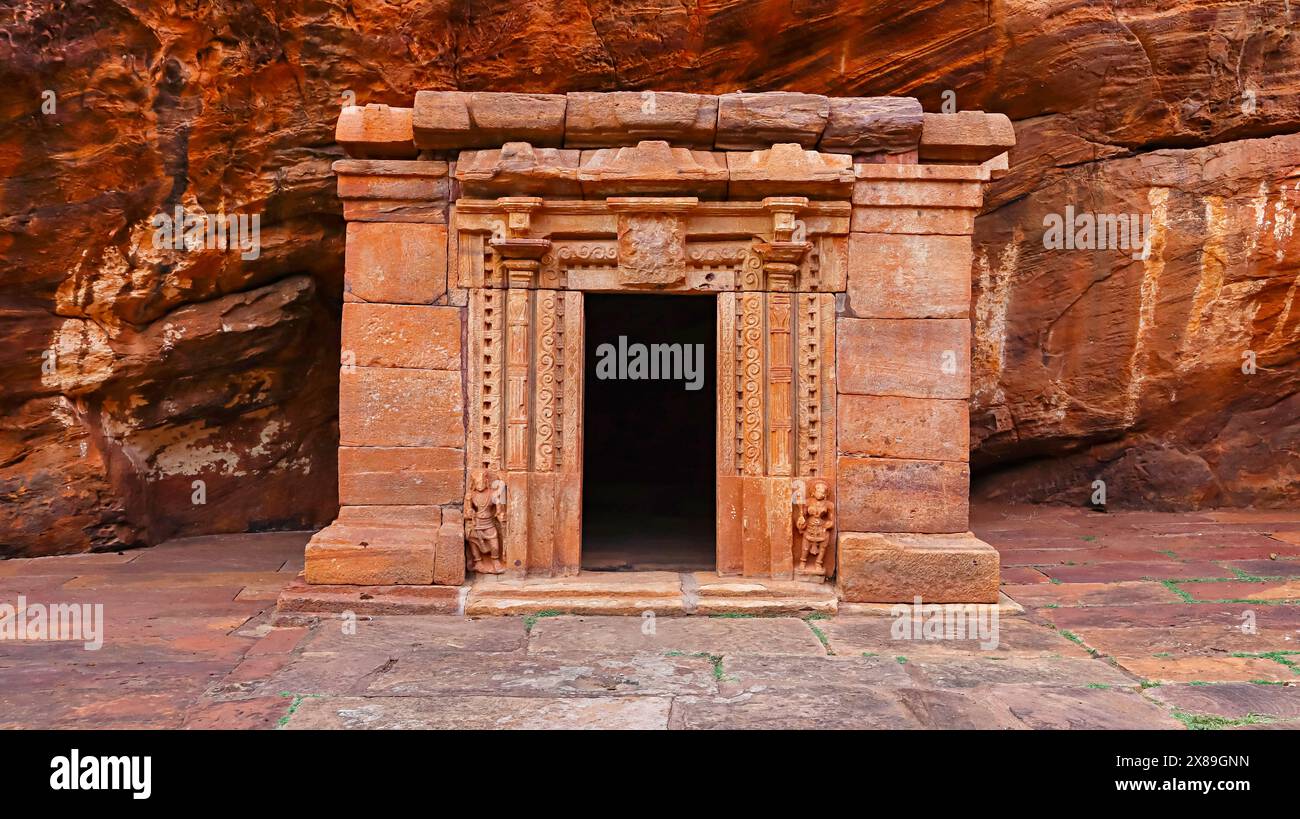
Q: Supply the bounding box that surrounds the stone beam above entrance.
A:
[334,91,1013,166]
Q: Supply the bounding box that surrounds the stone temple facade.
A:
[284,91,1016,617]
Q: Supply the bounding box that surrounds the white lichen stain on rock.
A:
[973,234,1019,409]
[1123,187,1169,426]
[41,318,116,395]
[249,420,283,457]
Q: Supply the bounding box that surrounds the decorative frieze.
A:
[454,196,849,294]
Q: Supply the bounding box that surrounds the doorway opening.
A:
[581,293,716,572]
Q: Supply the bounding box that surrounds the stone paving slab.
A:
[1223,559,1300,577]
[1116,656,1297,683]
[527,615,828,657]
[893,686,1027,729]
[717,653,913,693]
[363,650,719,698]
[822,616,1092,659]
[1040,602,1300,630]
[1063,626,1300,658]
[303,615,528,655]
[1179,579,1300,602]
[1144,683,1300,720]
[181,695,292,729]
[1039,561,1228,583]
[900,654,1136,689]
[995,685,1187,729]
[285,694,675,729]
[1002,580,1185,607]
[0,551,140,576]
[667,690,921,730]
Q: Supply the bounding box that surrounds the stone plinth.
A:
[837,532,1000,603]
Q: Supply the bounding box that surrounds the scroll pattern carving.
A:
[717,292,736,475]
[739,292,764,476]
[534,291,559,472]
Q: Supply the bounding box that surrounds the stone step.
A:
[466,596,687,617]
[471,570,682,600]
[467,570,682,616]
[690,572,837,616]
[273,574,462,625]
[463,570,837,616]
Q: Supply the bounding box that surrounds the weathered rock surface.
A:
[2,1,1298,555]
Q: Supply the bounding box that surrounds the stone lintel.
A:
[716,91,831,149]
[578,141,728,198]
[919,111,1016,163]
[605,196,699,213]
[336,104,418,159]
[820,96,923,155]
[564,91,718,148]
[853,162,991,182]
[413,90,567,150]
[338,92,1014,162]
[334,160,450,222]
[455,143,581,197]
[727,143,854,199]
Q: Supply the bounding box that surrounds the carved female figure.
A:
[795,479,834,576]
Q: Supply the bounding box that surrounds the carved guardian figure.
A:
[464,469,506,574]
[795,479,834,576]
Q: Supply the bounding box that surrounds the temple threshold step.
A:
[465,570,837,617]
[273,574,462,625]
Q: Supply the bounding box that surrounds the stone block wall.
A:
[306,161,466,587]
[835,163,998,603]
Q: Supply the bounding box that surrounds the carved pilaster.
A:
[470,288,506,472]
[534,290,559,472]
[505,288,531,471]
[718,292,737,476]
[797,293,821,477]
[740,292,765,476]
[561,292,584,477]
[767,293,794,476]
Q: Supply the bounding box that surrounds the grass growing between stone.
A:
[523,609,563,633]
[1230,651,1300,673]
[803,613,833,654]
[1058,628,1101,658]
[663,650,729,681]
[1170,710,1273,730]
[1161,574,1297,605]
[276,692,322,728]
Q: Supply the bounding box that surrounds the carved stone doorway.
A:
[581,293,716,572]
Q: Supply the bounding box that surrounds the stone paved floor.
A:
[1,506,1298,729]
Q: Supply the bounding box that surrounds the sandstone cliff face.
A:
[2,1,1297,555]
